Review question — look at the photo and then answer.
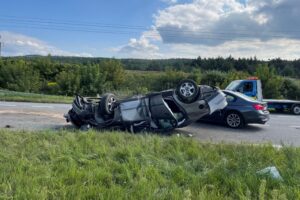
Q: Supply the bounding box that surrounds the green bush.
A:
[201,70,227,87]
[255,65,283,99]
[280,79,300,100]
[0,60,41,92]
[0,57,299,100]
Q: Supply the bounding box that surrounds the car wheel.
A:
[225,111,245,128]
[176,79,199,103]
[100,93,117,115]
[292,104,300,115]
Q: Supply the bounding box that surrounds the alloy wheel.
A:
[179,82,196,97]
[107,96,116,112]
[226,113,241,128]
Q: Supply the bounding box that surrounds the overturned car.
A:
[65,79,227,133]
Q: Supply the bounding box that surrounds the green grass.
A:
[0,90,73,104]
[0,89,142,104]
[0,129,299,200]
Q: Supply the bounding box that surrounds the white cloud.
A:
[113,37,161,59]
[115,0,300,59]
[141,29,162,42]
[154,0,300,45]
[113,29,162,58]
[0,31,93,57]
[161,38,300,60]
[161,0,178,5]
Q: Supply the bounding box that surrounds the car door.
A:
[216,93,237,118]
[200,92,237,122]
[203,93,233,121]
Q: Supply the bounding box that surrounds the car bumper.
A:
[244,110,270,124]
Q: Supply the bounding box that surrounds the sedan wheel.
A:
[226,112,244,128]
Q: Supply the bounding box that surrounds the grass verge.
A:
[0,90,73,104]
[0,129,299,199]
[0,89,142,104]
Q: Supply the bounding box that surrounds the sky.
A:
[0,0,300,59]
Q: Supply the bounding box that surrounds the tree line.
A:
[0,56,299,100]
[13,55,300,78]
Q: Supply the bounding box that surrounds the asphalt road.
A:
[1,101,300,146]
[0,101,70,130]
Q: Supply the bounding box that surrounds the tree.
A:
[159,69,188,90]
[201,70,226,87]
[0,59,41,92]
[255,64,283,99]
[101,60,125,89]
[56,69,81,96]
[280,79,300,100]
[187,68,202,84]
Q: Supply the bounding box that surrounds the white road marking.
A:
[254,124,270,127]
[31,105,54,108]
[0,110,64,119]
[0,104,16,107]
[290,126,300,129]
[272,115,291,118]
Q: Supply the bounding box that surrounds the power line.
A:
[1,15,300,37]
[0,16,291,38]
[1,14,300,34]
[1,15,300,44]
[1,20,297,42]
[2,23,300,44]
[0,15,147,30]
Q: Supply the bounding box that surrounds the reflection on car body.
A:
[65,79,227,133]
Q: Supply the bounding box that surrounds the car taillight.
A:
[253,104,264,110]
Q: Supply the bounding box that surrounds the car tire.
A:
[292,104,300,115]
[176,79,199,103]
[99,93,117,115]
[225,111,245,128]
